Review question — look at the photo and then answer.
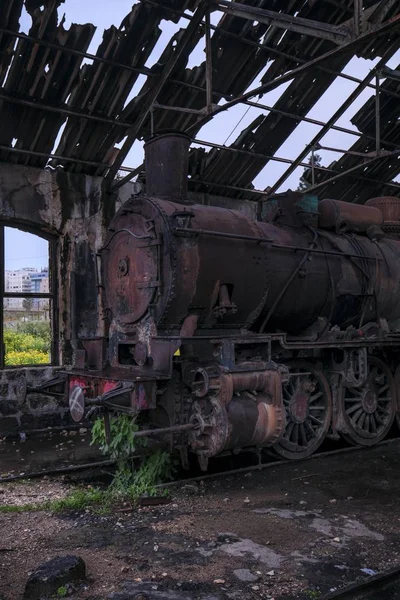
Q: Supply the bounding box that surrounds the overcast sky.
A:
[6,0,400,269]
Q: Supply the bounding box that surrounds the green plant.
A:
[50,488,105,512]
[91,415,140,460]
[305,590,321,599]
[4,324,51,365]
[56,586,68,598]
[91,414,173,503]
[5,350,49,365]
[0,503,37,513]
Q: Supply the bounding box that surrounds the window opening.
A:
[0,226,56,367]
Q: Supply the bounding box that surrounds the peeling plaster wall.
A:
[0,161,257,434]
[0,161,111,434]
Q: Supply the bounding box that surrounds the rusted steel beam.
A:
[106,3,206,184]
[185,14,400,140]
[0,144,135,173]
[2,13,400,103]
[0,26,153,78]
[354,0,363,37]
[205,6,213,112]
[370,0,399,24]
[376,73,381,154]
[193,138,400,191]
[6,84,399,150]
[153,103,204,115]
[114,15,400,189]
[3,87,400,177]
[214,0,351,44]
[266,44,400,196]
[304,149,400,194]
[0,91,133,128]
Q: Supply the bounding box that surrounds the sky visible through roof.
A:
[6,0,400,268]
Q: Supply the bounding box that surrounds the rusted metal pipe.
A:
[133,423,195,438]
[145,132,192,202]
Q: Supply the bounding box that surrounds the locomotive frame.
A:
[22,132,400,470]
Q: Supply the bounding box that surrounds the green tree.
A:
[22,298,33,312]
[297,153,322,191]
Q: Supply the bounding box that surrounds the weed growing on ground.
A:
[0,415,174,514]
[90,414,174,504]
[50,487,105,512]
[0,503,37,513]
[304,590,321,599]
[56,586,68,598]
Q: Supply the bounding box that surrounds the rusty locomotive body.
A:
[65,133,400,468]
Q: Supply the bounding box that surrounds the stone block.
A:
[23,555,86,600]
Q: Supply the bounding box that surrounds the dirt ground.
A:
[1,440,400,600]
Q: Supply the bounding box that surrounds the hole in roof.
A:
[186,37,208,69]
[115,135,128,150]
[19,4,33,32]
[51,121,68,157]
[1,38,18,86]
[123,139,145,171]
[61,0,142,55]
[122,74,147,111]
[145,19,182,68]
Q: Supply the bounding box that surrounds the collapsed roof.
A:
[1,0,400,203]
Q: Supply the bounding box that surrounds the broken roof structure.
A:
[1,0,400,204]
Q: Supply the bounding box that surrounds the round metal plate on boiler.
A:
[69,385,85,423]
[274,361,332,460]
[340,356,395,446]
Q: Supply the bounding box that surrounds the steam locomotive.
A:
[40,132,400,469]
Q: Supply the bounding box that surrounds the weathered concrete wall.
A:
[0,161,110,433]
[0,161,257,434]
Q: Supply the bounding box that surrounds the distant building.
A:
[5,268,38,310]
[31,269,49,310]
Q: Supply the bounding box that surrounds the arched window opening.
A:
[0,226,57,368]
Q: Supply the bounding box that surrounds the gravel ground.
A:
[1,441,400,599]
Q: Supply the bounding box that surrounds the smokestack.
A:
[144,131,191,203]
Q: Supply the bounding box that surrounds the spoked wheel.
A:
[340,356,396,446]
[274,361,332,460]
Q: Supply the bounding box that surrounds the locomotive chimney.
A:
[144,131,191,203]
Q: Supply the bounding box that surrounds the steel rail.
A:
[1,435,398,486]
[157,437,400,489]
[322,566,400,599]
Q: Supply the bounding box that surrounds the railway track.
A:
[323,566,400,599]
[1,435,399,486]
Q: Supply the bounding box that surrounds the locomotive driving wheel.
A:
[340,356,395,446]
[274,361,332,460]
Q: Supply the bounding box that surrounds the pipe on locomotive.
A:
[144,130,192,203]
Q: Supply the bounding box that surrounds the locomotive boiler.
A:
[63,132,400,468]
